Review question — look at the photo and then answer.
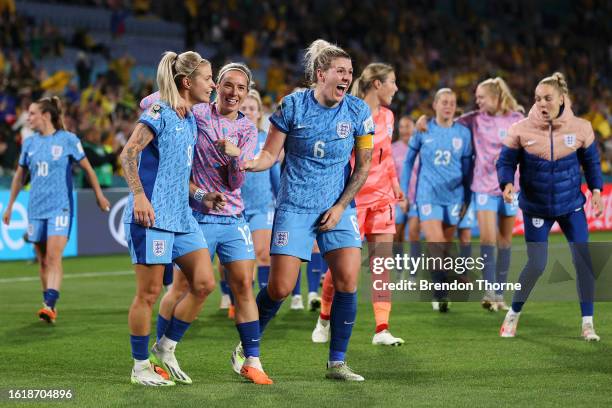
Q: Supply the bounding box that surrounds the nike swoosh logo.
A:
[251,338,260,342]
[344,321,355,325]
[176,126,184,131]
[28,152,34,156]
[424,139,433,143]
[526,140,536,146]
[295,125,307,129]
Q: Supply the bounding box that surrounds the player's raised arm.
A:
[242,123,286,172]
[119,123,155,227]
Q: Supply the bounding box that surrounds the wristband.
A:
[592,189,601,194]
[193,188,207,202]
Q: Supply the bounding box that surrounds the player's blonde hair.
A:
[36,96,65,130]
[157,50,209,110]
[303,39,350,85]
[478,77,524,114]
[351,63,394,99]
[246,89,264,130]
[434,88,455,102]
[538,72,569,95]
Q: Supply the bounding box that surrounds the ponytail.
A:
[478,77,524,114]
[36,96,65,130]
[350,62,394,99]
[157,50,209,110]
[303,39,350,86]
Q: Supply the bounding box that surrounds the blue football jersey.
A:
[410,120,472,205]
[122,101,199,233]
[18,130,85,219]
[269,90,374,213]
[242,130,277,212]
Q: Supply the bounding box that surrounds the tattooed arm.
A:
[120,123,155,227]
[319,147,372,232]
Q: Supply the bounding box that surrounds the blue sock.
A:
[480,245,496,287]
[329,291,357,362]
[257,266,270,289]
[511,301,524,313]
[256,288,283,334]
[292,271,302,296]
[42,290,46,302]
[130,334,150,360]
[496,247,511,295]
[220,280,230,295]
[307,254,323,293]
[44,289,59,309]
[165,317,191,342]
[580,302,594,317]
[156,314,170,341]
[460,242,472,259]
[237,321,261,358]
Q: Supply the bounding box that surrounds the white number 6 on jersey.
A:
[314,141,325,158]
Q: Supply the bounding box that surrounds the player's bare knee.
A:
[191,279,215,299]
[267,284,290,301]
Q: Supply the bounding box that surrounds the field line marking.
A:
[0,270,132,284]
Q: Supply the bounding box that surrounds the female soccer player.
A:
[312,63,405,346]
[401,88,472,312]
[121,51,216,386]
[144,63,270,384]
[497,73,603,341]
[242,39,374,381]
[2,96,110,324]
[417,78,524,311]
[241,89,280,291]
[458,78,524,311]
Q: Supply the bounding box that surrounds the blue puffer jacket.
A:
[497,102,602,218]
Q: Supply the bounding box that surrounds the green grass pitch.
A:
[1,233,612,407]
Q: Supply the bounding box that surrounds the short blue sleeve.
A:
[354,102,375,137]
[138,103,165,137]
[18,138,31,167]
[269,95,294,134]
[67,133,86,161]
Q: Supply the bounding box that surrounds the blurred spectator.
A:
[81,127,120,188]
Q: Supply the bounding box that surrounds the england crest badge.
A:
[51,145,63,160]
[564,134,576,148]
[273,231,289,247]
[152,240,166,257]
[337,122,352,138]
[452,138,463,151]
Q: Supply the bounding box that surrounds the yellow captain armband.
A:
[355,134,374,150]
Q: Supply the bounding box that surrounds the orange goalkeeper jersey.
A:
[354,106,399,209]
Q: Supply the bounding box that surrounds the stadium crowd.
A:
[0,0,611,178]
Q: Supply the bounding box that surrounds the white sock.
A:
[244,356,263,371]
[328,360,344,368]
[582,316,593,326]
[319,317,330,326]
[134,358,150,370]
[508,308,520,316]
[158,335,178,352]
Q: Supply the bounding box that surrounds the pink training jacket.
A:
[391,140,419,204]
[457,110,523,196]
[141,92,257,216]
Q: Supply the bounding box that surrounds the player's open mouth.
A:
[541,109,549,117]
[336,84,348,94]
